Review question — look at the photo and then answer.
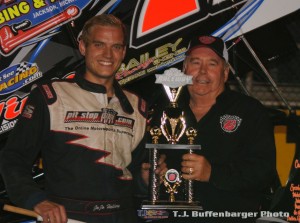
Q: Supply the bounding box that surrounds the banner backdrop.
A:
[212,0,300,41]
[1,1,300,222]
[0,0,299,138]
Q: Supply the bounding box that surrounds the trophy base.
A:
[141,200,203,210]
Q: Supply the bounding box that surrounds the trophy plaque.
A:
[142,68,202,210]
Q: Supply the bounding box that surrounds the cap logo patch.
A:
[199,36,216,45]
[220,114,242,133]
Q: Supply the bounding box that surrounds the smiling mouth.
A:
[195,80,209,84]
[98,61,113,66]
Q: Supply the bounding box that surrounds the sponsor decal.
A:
[137,209,169,220]
[116,0,246,84]
[0,61,42,95]
[130,0,246,49]
[41,84,54,99]
[64,108,135,129]
[0,0,98,56]
[289,184,300,222]
[220,114,242,133]
[0,92,29,134]
[0,119,17,134]
[22,104,35,119]
[116,38,186,85]
[0,0,16,5]
[0,70,76,135]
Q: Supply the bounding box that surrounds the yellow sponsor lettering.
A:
[0,1,30,24]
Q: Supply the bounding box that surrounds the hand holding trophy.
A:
[142,68,202,210]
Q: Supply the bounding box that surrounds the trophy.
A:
[142,68,202,210]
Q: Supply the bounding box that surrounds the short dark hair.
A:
[79,14,127,45]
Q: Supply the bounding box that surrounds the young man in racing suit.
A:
[0,14,166,223]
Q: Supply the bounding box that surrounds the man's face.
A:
[79,25,126,83]
[184,47,229,98]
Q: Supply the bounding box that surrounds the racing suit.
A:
[0,73,147,223]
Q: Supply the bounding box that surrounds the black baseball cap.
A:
[186,35,228,62]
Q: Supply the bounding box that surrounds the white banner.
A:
[212,0,300,41]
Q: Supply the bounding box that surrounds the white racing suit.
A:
[0,74,147,223]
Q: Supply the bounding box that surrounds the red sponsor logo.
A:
[0,94,28,120]
[130,0,245,48]
[168,173,176,181]
[165,169,180,183]
[199,36,216,44]
[0,0,15,5]
[42,84,54,99]
[220,114,242,133]
[223,119,237,132]
[0,93,28,134]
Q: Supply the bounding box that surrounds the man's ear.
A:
[79,40,86,56]
[224,63,230,82]
[182,59,187,73]
[122,46,127,60]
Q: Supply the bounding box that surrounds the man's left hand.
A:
[181,153,211,182]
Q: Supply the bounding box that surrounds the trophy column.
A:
[142,144,202,210]
[149,127,161,203]
[185,127,197,203]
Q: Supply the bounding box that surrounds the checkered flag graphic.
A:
[16,62,32,75]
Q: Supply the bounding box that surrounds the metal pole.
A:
[240,35,293,113]
[226,37,251,96]
[149,148,159,202]
[186,149,194,203]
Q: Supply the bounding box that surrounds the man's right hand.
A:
[34,200,67,223]
[141,154,167,185]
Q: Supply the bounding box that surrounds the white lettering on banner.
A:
[59,0,77,7]
[33,5,59,18]
[0,120,18,134]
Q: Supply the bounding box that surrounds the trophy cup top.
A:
[155,68,192,89]
[155,68,192,105]
[154,68,192,144]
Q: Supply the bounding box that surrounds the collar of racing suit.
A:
[74,73,134,114]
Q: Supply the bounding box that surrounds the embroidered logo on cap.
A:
[199,36,216,45]
[220,114,242,133]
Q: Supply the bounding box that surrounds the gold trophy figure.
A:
[160,88,186,144]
